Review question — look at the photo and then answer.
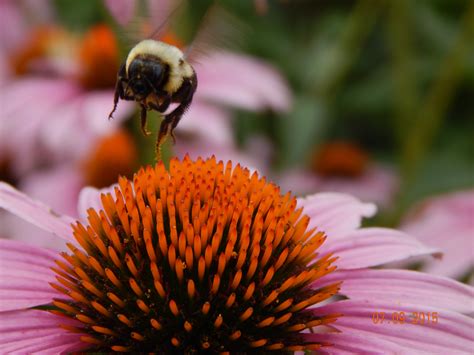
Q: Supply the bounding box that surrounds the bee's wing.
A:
[146,0,186,41]
[111,0,245,61]
[183,4,247,65]
[112,0,183,52]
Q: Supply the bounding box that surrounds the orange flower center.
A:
[78,24,119,89]
[312,141,369,178]
[9,26,75,76]
[50,156,340,352]
[82,130,138,188]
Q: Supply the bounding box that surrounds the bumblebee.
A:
[108,39,197,153]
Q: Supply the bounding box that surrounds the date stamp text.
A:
[372,312,439,325]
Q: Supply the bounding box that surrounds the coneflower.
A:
[51,156,340,352]
[0,157,472,354]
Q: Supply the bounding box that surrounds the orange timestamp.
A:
[372,311,439,325]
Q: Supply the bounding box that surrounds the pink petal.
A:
[0,309,84,353]
[0,0,28,53]
[306,332,413,354]
[37,90,94,161]
[77,184,117,222]
[320,228,440,269]
[312,300,474,353]
[315,165,399,209]
[82,90,135,134]
[148,0,172,28]
[1,79,80,174]
[2,166,81,248]
[314,269,474,313]
[104,0,136,25]
[42,90,135,162]
[195,51,291,112]
[277,168,320,197]
[297,193,377,239]
[278,165,399,209]
[401,189,474,279]
[0,182,75,241]
[20,165,83,219]
[179,102,233,144]
[0,239,59,311]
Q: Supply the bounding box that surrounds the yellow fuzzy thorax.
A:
[126,39,194,93]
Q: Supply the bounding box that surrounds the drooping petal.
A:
[0,182,75,241]
[0,239,59,311]
[297,193,377,239]
[312,300,474,354]
[313,269,474,313]
[0,309,84,353]
[319,228,440,269]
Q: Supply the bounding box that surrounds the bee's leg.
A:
[159,94,172,111]
[157,79,197,147]
[108,64,126,120]
[140,105,151,136]
[157,99,190,146]
[157,115,174,147]
[108,81,121,120]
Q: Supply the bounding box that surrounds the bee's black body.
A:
[109,40,198,149]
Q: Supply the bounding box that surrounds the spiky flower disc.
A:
[50,156,340,353]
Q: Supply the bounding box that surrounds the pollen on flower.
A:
[50,156,340,353]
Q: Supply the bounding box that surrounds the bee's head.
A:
[127,57,165,100]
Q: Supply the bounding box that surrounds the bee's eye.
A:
[148,62,163,81]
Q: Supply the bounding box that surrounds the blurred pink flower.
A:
[277,164,399,209]
[194,51,291,112]
[400,190,474,281]
[0,157,472,353]
[0,12,135,178]
[103,0,137,26]
[277,142,399,208]
[0,0,52,59]
[0,78,134,177]
[1,127,139,248]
